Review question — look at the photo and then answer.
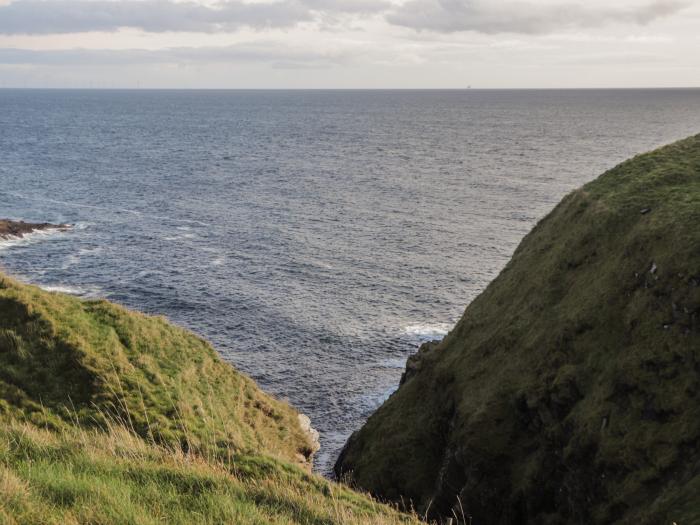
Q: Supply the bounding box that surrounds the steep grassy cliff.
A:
[0,275,418,524]
[335,135,700,524]
[0,274,314,464]
[0,419,419,524]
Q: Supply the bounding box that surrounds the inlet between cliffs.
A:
[335,134,700,525]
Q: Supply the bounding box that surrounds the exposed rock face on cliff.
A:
[335,135,700,524]
[0,219,69,239]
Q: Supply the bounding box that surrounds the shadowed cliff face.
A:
[335,135,700,524]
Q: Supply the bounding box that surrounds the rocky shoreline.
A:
[0,219,70,240]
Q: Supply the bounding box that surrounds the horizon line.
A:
[1,86,699,91]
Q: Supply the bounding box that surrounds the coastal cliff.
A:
[0,271,415,524]
[335,135,700,524]
[0,271,317,465]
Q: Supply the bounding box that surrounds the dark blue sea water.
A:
[1,88,699,473]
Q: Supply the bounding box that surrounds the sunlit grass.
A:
[0,274,423,524]
[0,419,420,524]
[0,274,313,465]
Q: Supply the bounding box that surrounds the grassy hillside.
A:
[0,420,418,525]
[335,135,700,524]
[0,274,314,464]
[0,275,419,524]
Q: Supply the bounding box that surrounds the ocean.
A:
[1,88,699,473]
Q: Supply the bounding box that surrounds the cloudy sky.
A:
[0,0,698,88]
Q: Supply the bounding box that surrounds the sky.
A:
[0,0,698,88]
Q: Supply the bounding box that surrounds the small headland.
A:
[0,219,70,239]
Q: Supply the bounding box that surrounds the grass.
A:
[0,274,422,524]
[0,420,418,525]
[0,274,313,464]
[336,134,700,524]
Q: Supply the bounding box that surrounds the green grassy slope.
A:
[335,134,700,524]
[0,275,419,524]
[0,274,313,464]
[0,420,417,525]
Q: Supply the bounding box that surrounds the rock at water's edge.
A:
[298,413,321,464]
[0,219,70,239]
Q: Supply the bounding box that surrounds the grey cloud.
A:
[303,0,389,14]
[387,0,690,34]
[561,52,669,65]
[0,0,373,35]
[0,43,349,67]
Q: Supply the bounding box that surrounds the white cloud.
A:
[0,0,690,37]
[386,0,690,34]
[0,42,351,67]
[0,0,697,87]
[0,0,389,35]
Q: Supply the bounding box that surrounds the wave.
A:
[60,253,82,270]
[0,227,68,252]
[403,323,451,339]
[378,357,407,369]
[2,191,209,227]
[39,283,104,297]
[358,386,396,413]
[78,246,103,256]
[163,234,197,241]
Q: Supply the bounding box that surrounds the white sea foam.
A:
[60,253,82,269]
[135,269,165,279]
[0,227,68,252]
[359,386,396,413]
[78,246,102,256]
[40,284,85,295]
[0,236,27,251]
[163,231,196,241]
[39,284,104,297]
[403,323,451,339]
[379,357,407,369]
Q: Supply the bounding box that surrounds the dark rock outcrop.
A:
[400,340,441,386]
[0,219,69,239]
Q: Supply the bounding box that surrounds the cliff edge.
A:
[0,275,415,524]
[335,135,700,524]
